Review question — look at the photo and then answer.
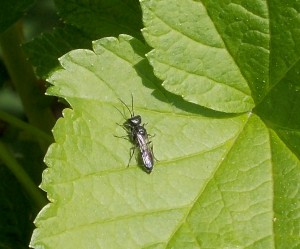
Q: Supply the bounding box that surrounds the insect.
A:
[132,125,154,173]
[116,95,154,173]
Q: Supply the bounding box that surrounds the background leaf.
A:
[0,125,44,249]
[30,0,300,248]
[23,26,92,79]
[0,164,33,249]
[0,0,35,33]
[54,0,143,40]
[24,0,143,78]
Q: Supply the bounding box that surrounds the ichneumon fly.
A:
[115,94,154,173]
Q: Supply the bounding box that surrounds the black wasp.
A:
[116,95,154,173]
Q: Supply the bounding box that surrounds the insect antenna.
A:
[118,97,134,118]
[131,93,135,116]
[114,105,127,121]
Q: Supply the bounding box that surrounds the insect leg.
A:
[113,135,130,141]
[148,141,159,162]
[141,123,155,138]
[147,133,155,139]
[128,145,137,167]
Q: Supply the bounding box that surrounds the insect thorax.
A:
[128,115,141,126]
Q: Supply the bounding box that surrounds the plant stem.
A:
[0,140,48,209]
[0,110,53,143]
[0,23,55,152]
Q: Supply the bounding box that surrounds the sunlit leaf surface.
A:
[31,1,300,248]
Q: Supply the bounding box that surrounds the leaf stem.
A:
[0,23,55,151]
[0,140,48,209]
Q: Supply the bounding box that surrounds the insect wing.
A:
[136,131,154,173]
[141,149,154,173]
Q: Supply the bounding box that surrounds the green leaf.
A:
[23,26,92,78]
[31,0,300,248]
[54,0,144,40]
[25,0,144,78]
[0,0,35,33]
[142,0,258,113]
